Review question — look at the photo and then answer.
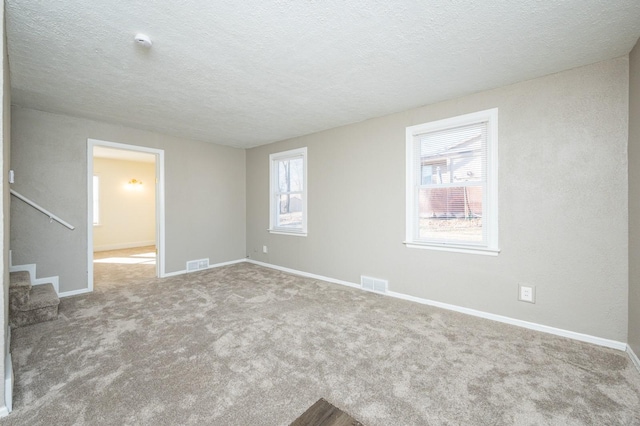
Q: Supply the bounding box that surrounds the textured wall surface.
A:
[247,57,630,341]
[93,158,156,251]
[10,107,246,292]
[629,39,640,355]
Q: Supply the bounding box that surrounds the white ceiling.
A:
[6,1,640,149]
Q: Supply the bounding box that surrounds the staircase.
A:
[9,271,60,328]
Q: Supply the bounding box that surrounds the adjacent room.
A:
[0,1,639,424]
[91,146,158,289]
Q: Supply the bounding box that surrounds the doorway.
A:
[87,139,165,291]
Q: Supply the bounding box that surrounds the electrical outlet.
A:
[263,245,268,254]
[518,285,535,303]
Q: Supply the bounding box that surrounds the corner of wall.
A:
[0,0,11,415]
[628,37,640,358]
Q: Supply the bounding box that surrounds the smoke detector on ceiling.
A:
[134,33,152,48]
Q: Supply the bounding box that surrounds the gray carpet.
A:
[2,254,640,425]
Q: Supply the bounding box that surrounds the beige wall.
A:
[0,0,9,413]
[10,107,246,293]
[247,57,630,342]
[93,158,155,251]
[629,39,640,356]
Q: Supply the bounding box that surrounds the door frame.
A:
[87,138,166,291]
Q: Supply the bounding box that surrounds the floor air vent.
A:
[186,258,209,272]
[360,276,388,293]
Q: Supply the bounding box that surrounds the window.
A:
[406,108,498,254]
[92,175,100,226]
[269,147,307,236]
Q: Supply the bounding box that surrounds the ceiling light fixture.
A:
[134,33,152,48]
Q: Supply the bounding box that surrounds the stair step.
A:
[9,271,32,306]
[10,271,31,289]
[10,283,59,328]
[15,284,59,311]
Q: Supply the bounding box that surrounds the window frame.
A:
[269,147,308,236]
[405,108,499,255]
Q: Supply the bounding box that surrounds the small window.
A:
[406,109,498,254]
[92,175,100,226]
[269,147,307,236]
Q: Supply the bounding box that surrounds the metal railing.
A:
[10,189,75,230]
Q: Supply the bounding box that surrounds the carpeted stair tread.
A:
[14,284,59,312]
[10,271,31,290]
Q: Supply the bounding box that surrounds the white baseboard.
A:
[387,290,626,351]
[246,259,362,290]
[34,276,60,294]
[162,269,187,278]
[628,345,640,373]
[59,288,93,298]
[93,241,155,252]
[161,258,246,278]
[245,259,627,352]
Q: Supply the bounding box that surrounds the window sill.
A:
[404,241,500,256]
[268,229,308,237]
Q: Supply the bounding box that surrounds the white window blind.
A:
[406,109,498,254]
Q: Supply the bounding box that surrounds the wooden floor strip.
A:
[290,398,364,426]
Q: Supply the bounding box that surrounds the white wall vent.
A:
[360,276,388,293]
[186,258,209,272]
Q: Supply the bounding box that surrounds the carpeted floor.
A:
[93,246,157,289]
[2,257,640,425]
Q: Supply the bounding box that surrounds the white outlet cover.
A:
[518,285,535,303]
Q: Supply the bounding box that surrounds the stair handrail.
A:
[10,189,75,230]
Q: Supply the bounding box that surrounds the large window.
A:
[269,147,307,236]
[406,109,498,254]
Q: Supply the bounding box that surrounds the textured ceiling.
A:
[6,1,640,149]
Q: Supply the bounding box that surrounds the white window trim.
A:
[405,108,499,255]
[269,147,308,236]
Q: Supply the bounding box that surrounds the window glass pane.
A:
[450,154,483,182]
[418,186,483,242]
[421,161,448,184]
[419,122,486,186]
[270,147,307,235]
[407,109,497,251]
[278,157,304,193]
[277,193,303,228]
